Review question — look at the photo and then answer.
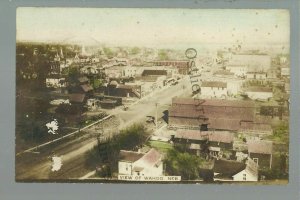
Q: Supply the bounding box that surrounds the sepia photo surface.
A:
[16,8,290,184]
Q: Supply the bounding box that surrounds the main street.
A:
[16,76,192,180]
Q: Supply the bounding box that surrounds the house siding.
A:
[233,169,258,181]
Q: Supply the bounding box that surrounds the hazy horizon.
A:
[17,8,290,50]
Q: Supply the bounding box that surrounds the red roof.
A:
[207,131,234,143]
[138,148,161,167]
[169,98,256,131]
[169,117,203,127]
[169,106,205,118]
[247,140,273,155]
[208,118,242,131]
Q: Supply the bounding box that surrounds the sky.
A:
[17,8,290,48]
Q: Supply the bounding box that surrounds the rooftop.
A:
[201,81,227,88]
[69,93,86,103]
[247,140,273,155]
[213,159,246,177]
[208,131,234,143]
[136,148,162,167]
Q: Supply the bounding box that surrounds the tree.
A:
[164,149,203,180]
[103,47,115,58]
[158,49,169,60]
[130,47,141,55]
[92,79,103,89]
[84,123,149,174]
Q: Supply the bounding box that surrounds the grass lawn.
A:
[148,140,173,153]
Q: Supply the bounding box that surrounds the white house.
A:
[118,148,163,176]
[46,77,67,88]
[244,87,273,101]
[200,81,227,99]
[226,64,248,77]
[122,66,138,78]
[232,158,258,181]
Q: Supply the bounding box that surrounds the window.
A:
[243,174,247,181]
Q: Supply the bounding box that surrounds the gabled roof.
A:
[247,140,273,155]
[137,148,162,167]
[213,159,246,177]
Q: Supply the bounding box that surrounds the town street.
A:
[16,76,192,180]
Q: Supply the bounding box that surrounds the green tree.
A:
[92,79,103,89]
[103,47,114,58]
[85,123,149,173]
[130,47,141,55]
[164,149,202,180]
[158,49,169,60]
